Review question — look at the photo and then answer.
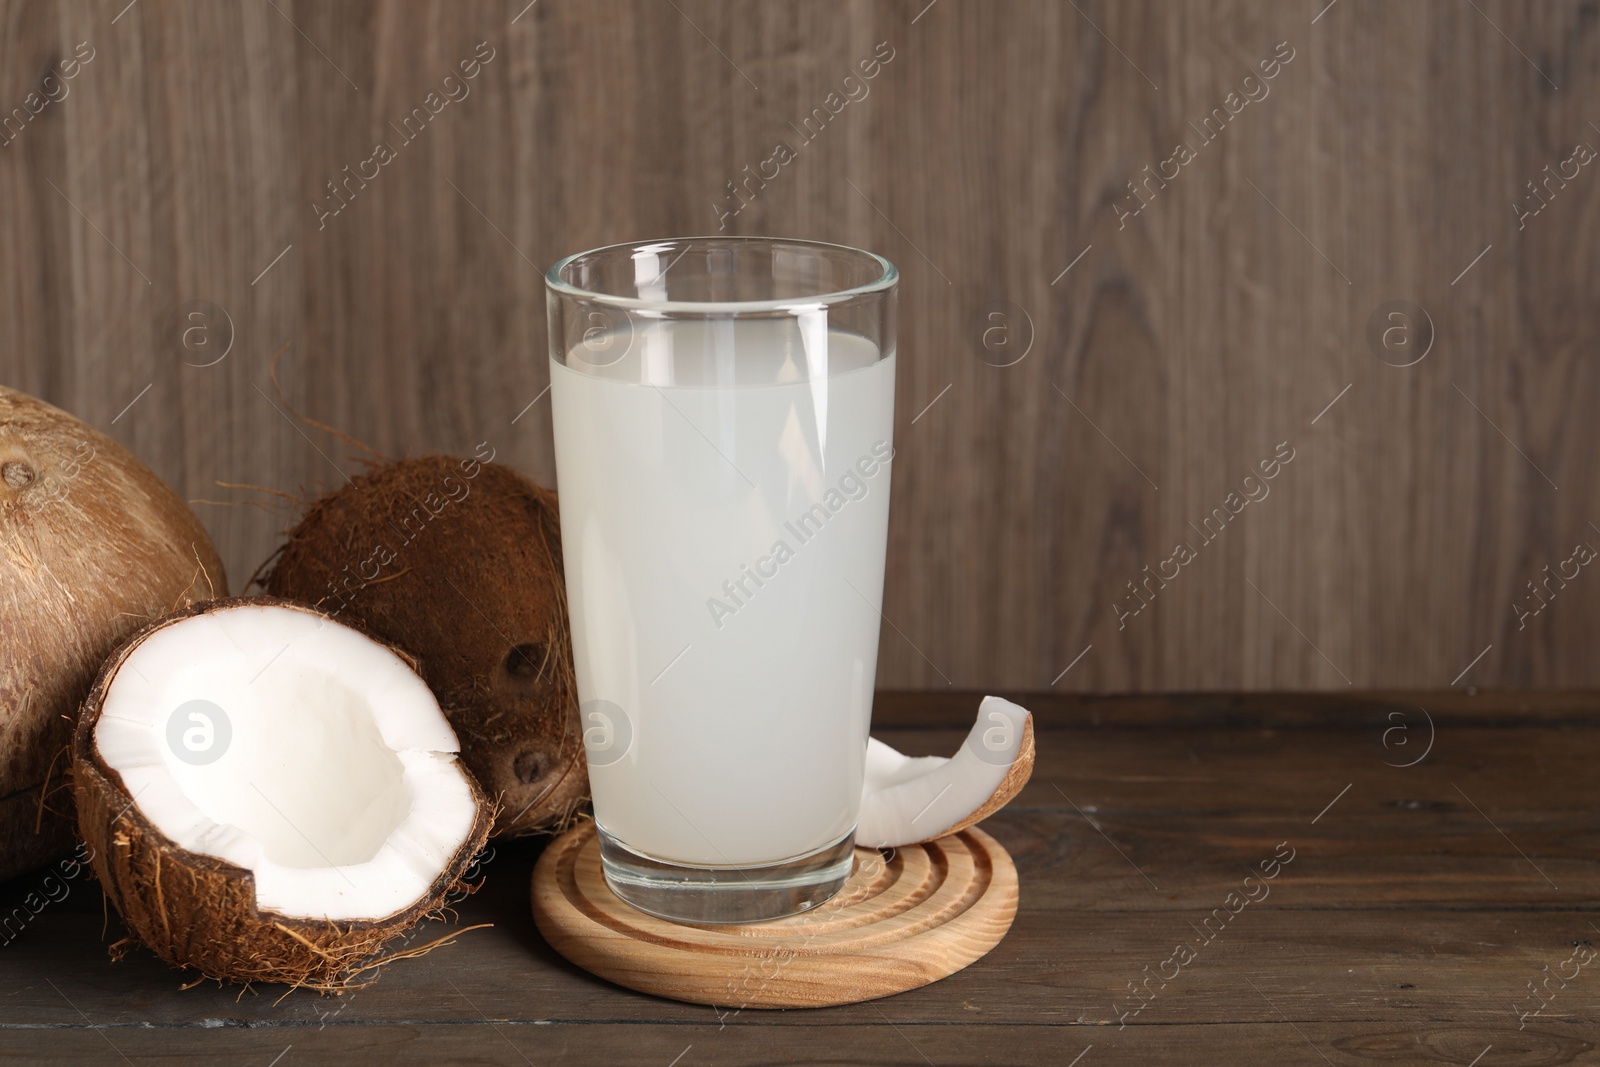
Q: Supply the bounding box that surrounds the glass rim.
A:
[545,236,898,314]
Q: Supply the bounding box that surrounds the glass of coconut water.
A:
[546,238,897,923]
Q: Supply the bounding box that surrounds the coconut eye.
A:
[505,643,546,679]
[2,461,35,489]
[512,750,546,784]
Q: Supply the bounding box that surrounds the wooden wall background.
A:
[1,0,1596,692]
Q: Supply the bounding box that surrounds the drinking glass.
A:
[546,237,897,923]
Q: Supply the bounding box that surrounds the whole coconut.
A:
[262,454,586,837]
[0,386,224,881]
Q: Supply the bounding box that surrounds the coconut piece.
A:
[1,386,224,882]
[262,456,586,838]
[73,596,492,988]
[856,696,1035,849]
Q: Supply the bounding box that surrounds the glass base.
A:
[597,827,856,925]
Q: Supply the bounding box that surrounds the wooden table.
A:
[2,691,1595,1065]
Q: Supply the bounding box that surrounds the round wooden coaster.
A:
[531,821,1018,1009]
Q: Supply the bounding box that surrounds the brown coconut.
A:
[0,386,223,881]
[261,455,586,838]
[73,596,494,989]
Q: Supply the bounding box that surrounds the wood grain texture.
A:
[530,820,1018,1009]
[4,692,1600,1063]
[1,1,1598,691]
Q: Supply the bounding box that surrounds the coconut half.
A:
[856,696,1035,849]
[73,597,492,988]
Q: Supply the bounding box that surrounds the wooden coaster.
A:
[530,821,1018,1009]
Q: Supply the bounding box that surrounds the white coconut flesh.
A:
[92,604,479,922]
[856,695,1033,849]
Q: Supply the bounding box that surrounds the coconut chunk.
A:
[856,695,1035,849]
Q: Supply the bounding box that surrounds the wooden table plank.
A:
[8,893,1599,1028]
[0,1022,1592,1066]
[3,691,1599,1065]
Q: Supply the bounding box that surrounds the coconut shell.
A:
[1,386,224,882]
[72,596,494,989]
[262,456,586,838]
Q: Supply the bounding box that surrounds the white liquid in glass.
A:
[550,318,895,866]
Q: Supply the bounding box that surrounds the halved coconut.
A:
[856,696,1035,849]
[73,596,492,989]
